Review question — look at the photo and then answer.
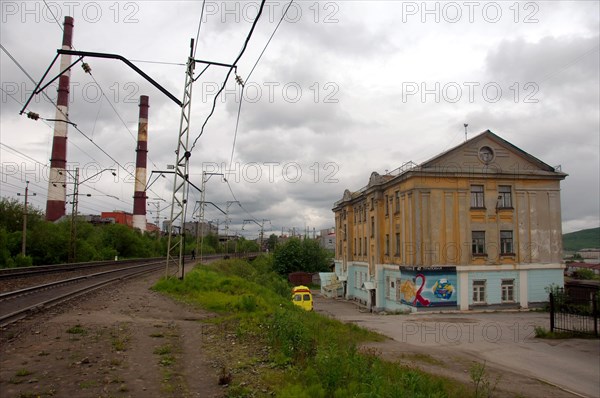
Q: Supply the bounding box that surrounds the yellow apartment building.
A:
[332,130,567,311]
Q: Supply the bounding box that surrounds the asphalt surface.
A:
[314,294,600,398]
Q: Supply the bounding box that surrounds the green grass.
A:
[534,326,598,339]
[15,369,33,377]
[66,325,87,335]
[110,326,130,352]
[153,255,471,397]
[78,380,99,389]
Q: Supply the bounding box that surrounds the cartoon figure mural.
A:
[399,267,457,307]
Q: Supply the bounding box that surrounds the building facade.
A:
[183,221,219,238]
[319,228,336,252]
[332,130,567,311]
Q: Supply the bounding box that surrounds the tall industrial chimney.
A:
[132,95,149,231]
[46,16,74,221]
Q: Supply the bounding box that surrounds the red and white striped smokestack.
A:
[132,95,149,231]
[46,16,74,221]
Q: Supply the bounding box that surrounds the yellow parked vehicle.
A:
[291,285,313,311]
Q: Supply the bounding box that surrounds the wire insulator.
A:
[26,111,40,120]
[235,74,245,87]
[82,62,92,74]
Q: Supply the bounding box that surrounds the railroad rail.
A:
[0,260,164,328]
[0,253,262,327]
[0,257,165,280]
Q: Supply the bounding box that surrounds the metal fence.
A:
[549,288,599,337]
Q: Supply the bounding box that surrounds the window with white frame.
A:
[501,279,514,302]
[395,278,402,301]
[472,280,486,304]
[470,185,485,208]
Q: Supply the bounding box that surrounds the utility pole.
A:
[17,181,36,256]
[224,201,239,255]
[197,171,225,262]
[20,11,260,275]
[69,167,80,263]
[242,219,270,252]
[148,198,165,238]
[66,167,115,262]
[166,39,195,279]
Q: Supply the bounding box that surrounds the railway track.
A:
[0,253,261,328]
[0,257,165,280]
[0,260,164,328]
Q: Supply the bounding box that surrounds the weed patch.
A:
[66,325,86,335]
[154,256,472,397]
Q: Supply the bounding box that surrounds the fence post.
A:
[549,292,555,333]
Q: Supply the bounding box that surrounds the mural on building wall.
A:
[399,266,458,307]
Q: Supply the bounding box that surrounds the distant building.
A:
[146,223,160,233]
[332,130,567,312]
[183,221,219,238]
[566,262,600,276]
[577,249,600,263]
[319,228,336,251]
[101,211,133,228]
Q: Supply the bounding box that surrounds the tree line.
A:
[1,197,333,274]
[0,198,259,267]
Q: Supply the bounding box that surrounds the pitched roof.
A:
[420,129,563,173]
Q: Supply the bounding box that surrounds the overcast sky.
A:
[1,0,598,239]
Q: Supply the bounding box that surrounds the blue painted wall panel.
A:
[468,271,520,305]
[528,269,563,302]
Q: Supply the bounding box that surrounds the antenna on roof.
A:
[464,123,469,142]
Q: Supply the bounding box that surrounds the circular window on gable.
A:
[478,146,494,164]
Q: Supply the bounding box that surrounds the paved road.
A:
[314,294,600,398]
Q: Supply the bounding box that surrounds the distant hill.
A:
[563,227,600,252]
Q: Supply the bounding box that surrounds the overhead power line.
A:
[193,0,207,59]
[190,0,267,151]
[227,0,295,169]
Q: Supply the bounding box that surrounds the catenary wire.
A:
[227,0,295,171]
[190,0,267,151]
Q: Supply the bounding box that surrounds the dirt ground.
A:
[0,266,226,398]
[0,266,587,398]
